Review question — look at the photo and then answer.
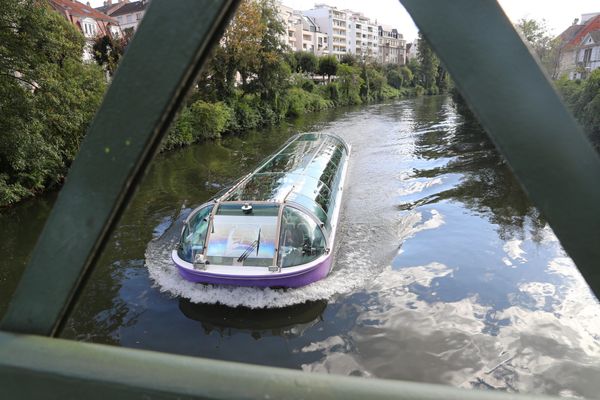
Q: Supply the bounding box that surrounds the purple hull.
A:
[175,255,332,288]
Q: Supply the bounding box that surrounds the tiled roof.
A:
[567,15,600,47]
[50,0,116,22]
[557,24,584,44]
[110,1,149,17]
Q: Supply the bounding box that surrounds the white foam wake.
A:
[144,210,390,308]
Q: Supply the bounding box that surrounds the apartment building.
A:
[378,25,406,65]
[303,4,350,59]
[277,3,298,51]
[277,2,404,63]
[348,12,378,61]
[293,14,329,56]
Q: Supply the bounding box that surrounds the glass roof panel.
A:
[222,133,348,227]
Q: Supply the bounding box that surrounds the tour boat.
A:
[172,132,350,288]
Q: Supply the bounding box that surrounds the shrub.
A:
[229,95,262,131]
[290,73,315,92]
[188,100,233,140]
[163,107,195,149]
[381,83,402,100]
[165,101,233,148]
[286,87,333,116]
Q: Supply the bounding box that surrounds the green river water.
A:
[1,96,598,397]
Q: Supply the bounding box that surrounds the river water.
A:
[1,96,599,397]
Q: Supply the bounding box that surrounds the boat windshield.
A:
[206,203,279,267]
[278,206,326,268]
[178,204,214,263]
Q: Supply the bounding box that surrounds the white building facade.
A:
[293,14,329,56]
[348,12,378,61]
[277,3,298,51]
[303,5,350,59]
[109,0,150,33]
[276,2,405,62]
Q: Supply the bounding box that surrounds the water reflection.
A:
[297,98,600,397]
[409,111,546,241]
[179,299,327,337]
[0,191,57,316]
[4,97,597,397]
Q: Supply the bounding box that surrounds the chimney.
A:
[573,18,579,25]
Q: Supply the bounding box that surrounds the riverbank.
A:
[1,0,447,208]
[161,73,413,151]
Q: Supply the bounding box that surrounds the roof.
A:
[585,30,600,44]
[49,0,116,23]
[566,14,600,48]
[110,1,149,17]
[557,24,584,44]
[224,133,349,226]
[94,2,126,15]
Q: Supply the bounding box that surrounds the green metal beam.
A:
[0,331,558,400]
[0,0,240,336]
[398,0,600,296]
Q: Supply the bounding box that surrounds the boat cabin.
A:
[176,133,349,271]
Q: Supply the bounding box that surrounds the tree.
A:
[384,64,413,89]
[400,66,414,87]
[516,18,560,77]
[295,51,318,74]
[318,55,338,82]
[340,53,358,66]
[385,67,403,89]
[92,34,128,76]
[416,32,440,94]
[360,63,386,101]
[574,69,600,147]
[248,0,289,104]
[203,0,266,99]
[337,64,363,105]
[0,0,105,206]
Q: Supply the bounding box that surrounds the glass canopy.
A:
[225,133,349,229]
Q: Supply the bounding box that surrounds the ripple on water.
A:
[145,201,446,309]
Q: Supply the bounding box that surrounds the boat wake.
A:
[144,204,437,308]
[146,207,377,308]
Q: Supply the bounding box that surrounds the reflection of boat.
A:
[178,299,327,333]
[172,133,350,287]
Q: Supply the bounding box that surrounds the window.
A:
[177,205,214,263]
[205,204,279,267]
[82,22,96,37]
[583,48,592,65]
[278,207,326,268]
[127,15,133,23]
[136,13,142,20]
